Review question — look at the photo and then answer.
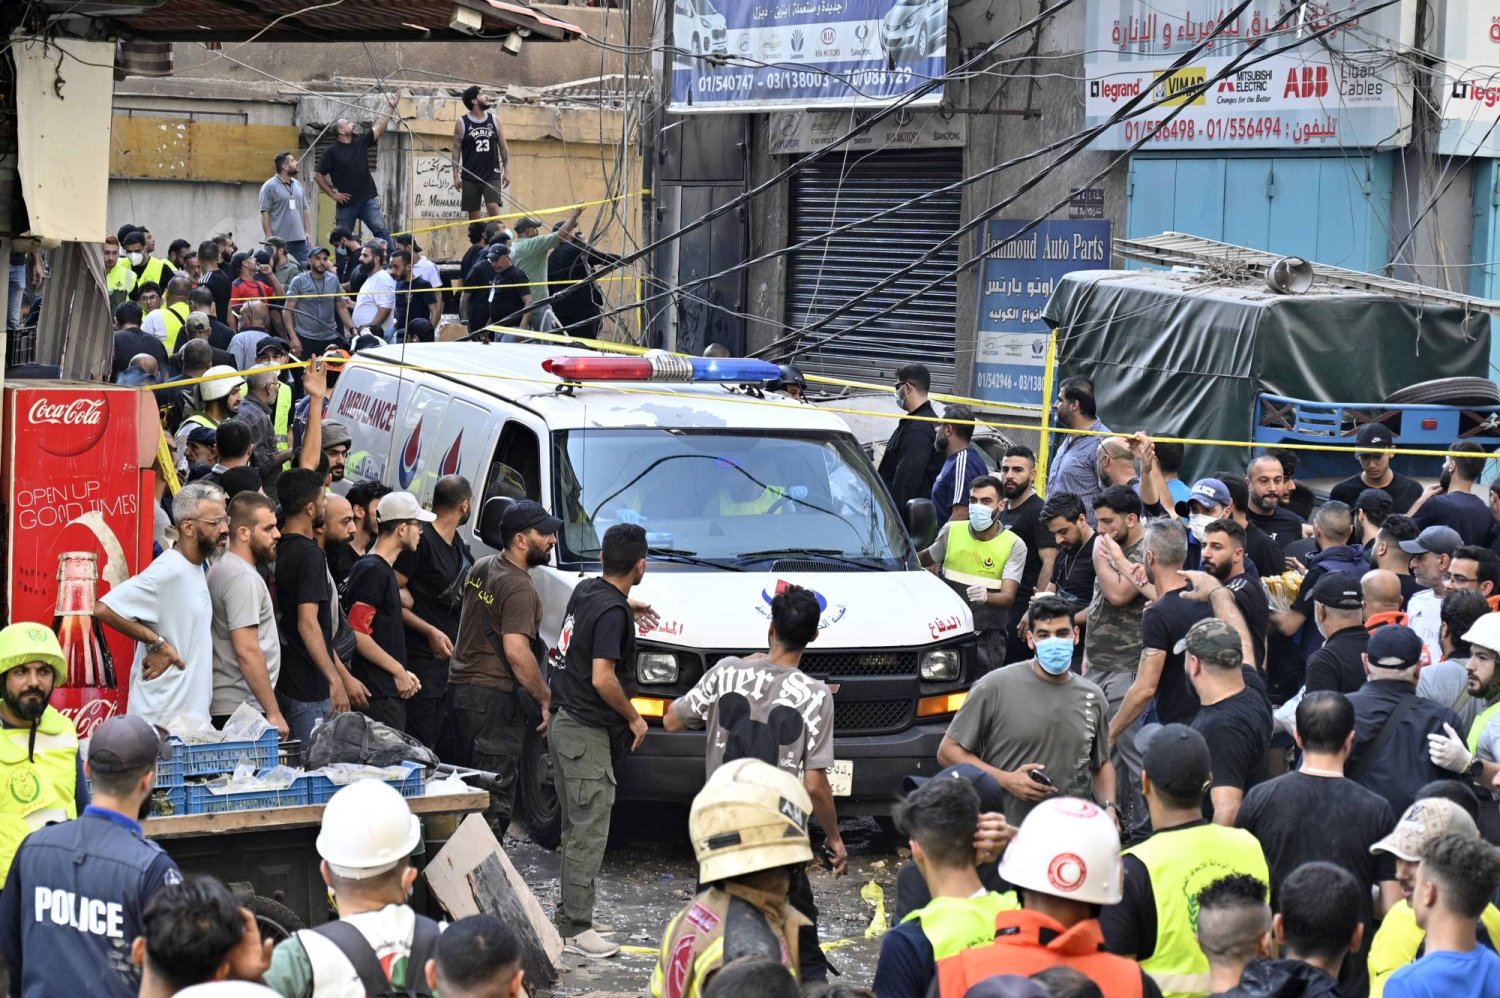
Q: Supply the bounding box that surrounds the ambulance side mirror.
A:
[478,496,515,550]
[906,498,938,549]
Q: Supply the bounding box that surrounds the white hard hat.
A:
[1463,612,1500,656]
[998,797,1124,905]
[200,365,246,402]
[316,779,420,880]
[690,758,814,883]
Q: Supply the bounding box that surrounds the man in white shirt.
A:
[1402,525,1462,668]
[95,483,227,728]
[350,241,396,336]
[394,234,441,290]
[208,491,287,737]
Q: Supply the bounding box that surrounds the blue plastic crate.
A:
[170,730,279,777]
[184,775,308,815]
[305,762,425,805]
[149,785,186,817]
[155,751,184,788]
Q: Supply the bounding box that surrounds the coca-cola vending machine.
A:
[1,383,158,736]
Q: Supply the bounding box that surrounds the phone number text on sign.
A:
[1122,115,1339,144]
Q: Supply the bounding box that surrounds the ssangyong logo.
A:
[29,396,109,456]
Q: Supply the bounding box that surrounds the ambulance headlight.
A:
[636,651,679,685]
[920,649,960,681]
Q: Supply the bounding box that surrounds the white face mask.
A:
[127,251,144,266]
[1187,512,1212,543]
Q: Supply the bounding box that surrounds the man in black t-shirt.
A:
[389,249,438,338]
[1236,691,1398,998]
[344,491,429,732]
[392,476,472,750]
[1040,492,1097,667]
[1185,619,1271,826]
[1303,572,1370,695]
[111,301,167,379]
[1217,474,1283,580]
[274,469,352,751]
[1329,423,1424,514]
[1201,519,1270,671]
[548,523,649,959]
[1244,455,1307,552]
[999,445,1058,665]
[313,91,398,252]
[1412,441,1493,545]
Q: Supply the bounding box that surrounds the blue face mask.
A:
[968,503,996,532]
[1035,636,1074,675]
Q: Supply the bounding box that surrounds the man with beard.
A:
[1424,612,1500,841]
[313,92,400,252]
[453,86,510,220]
[318,421,353,496]
[1202,519,1270,671]
[344,492,429,732]
[97,483,226,729]
[0,623,86,882]
[394,475,473,749]
[285,245,349,357]
[998,445,1058,665]
[0,715,180,998]
[447,499,559,837]
[336,479,393,586]
[1402,525,1462,669]
[208,492,286,736]
[1045,376,1110,521]
[260,151,313,266]
[1244,454,1307,551]
[931,405,988,523]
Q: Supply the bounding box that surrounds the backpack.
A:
[305,710,440,772]
[310,914,441,997]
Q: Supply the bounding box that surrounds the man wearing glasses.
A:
[1330,424,1424,514]
[96,483,230,728]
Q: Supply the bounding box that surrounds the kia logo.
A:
[821,27,836,44]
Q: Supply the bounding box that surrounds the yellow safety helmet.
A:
[690,758,814,884]
[0,623,66,685]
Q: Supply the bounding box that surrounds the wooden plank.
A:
[423,813,563,974]
[110,116,300,184]
[143,789,489,839]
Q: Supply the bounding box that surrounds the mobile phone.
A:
[1029,769,1055,788]
[816,843,837,870]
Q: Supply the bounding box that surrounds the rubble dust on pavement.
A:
[503,804,905,997]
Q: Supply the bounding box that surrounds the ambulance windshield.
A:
[554,428,914,569]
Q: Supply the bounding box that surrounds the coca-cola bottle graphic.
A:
[51,551,117,689]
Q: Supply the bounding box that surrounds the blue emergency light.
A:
[543,353,782,383]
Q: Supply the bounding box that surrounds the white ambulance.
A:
[330,342,977,845]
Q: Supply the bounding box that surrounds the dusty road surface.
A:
[503,805,907,997]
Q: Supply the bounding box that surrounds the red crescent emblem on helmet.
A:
[1048,852,1088,893]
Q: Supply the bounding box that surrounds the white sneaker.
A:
[564,928,621,959]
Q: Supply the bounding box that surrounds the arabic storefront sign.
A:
[973,220,1111,408]
[1082,0,1414,150]
[1436,0,1500,157]
[670,0,947,113]
[767,107,964,154]
[408,153,470,264]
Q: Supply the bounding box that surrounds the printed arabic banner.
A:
[1436,0,1500,157]
[669,0,947,113]
[973,220,1111,408]
[1082,0,1414,150]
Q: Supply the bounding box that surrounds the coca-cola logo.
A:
[28,395,109,456]
[58,697,120,738]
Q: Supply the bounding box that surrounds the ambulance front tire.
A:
[247,894,305,944]
[518,726,562,850]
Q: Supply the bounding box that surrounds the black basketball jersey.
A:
[460,112,500,180]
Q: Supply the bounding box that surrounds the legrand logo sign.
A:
[1153,66,1207,106]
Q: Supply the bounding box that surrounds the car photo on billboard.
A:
[880,0,945,70]
[675,0,729,62]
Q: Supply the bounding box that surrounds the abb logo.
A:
[29,398,104,426]
[1284,66,1329,99]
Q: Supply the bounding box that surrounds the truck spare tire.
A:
[1384,377,1500,408]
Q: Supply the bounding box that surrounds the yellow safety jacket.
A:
[941,524,1019,591]
[1368,898,1500,998]
[161,302,191,353]
[718,485,795,517]
[904,890,1021,961]
[1468,699,1500,755]
[273,382,292,453]
[1124,823,1270,998]
[107,262,136,308]
[0,706,79,882]
[649,881,806,998]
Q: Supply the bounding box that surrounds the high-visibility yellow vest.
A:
[1124,824,1270,998]
[904,891,1021,962]
[942,523,1019,590]
[161,302,191,353]
[273,383,292,453]
[0,706,79,882]
[1469,699,1500,755]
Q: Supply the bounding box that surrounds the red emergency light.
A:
[542,354,782,383]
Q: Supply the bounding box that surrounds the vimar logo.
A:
[1153,66,1207,106]
[756,580,847,629]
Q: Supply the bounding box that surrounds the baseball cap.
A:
[186,425,217,447]
[1136,723,1211,799]
[516,216,544,231]
[1356,423,1395,451]
[902,763,1007,816]
[376,491,436,525]
[88,716,173,773]
[255,335,290,358]
[183,312,211,335]
[219,465,263,497]
[307,245,331,259]
[1173,617,1242,667]
[1398,525,1462,556]
[1175,477,1230,517]
[320,421,352,452]
[263,236,287,249]
[1366,624,1424,669]
[484,243,510,261]
[1355,487,1393,517]
[501,499,563,538]
[1371,797,1479,862]
[253,249,273,266]
[1309,570,1362,610]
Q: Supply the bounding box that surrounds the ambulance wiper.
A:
[647,546,747,571]
[732,547,882,570]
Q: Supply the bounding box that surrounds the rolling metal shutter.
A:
[783,147,963,391]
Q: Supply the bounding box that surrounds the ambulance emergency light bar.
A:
[542,352,782,383]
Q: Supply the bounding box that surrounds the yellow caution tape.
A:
[1035,329,1060,499]
[156,429,181,496]
[390,189,651,238]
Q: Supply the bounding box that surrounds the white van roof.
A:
[353,342,856,434]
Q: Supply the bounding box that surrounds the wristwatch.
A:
[146,637,166,654]
[1469,757,1485,781]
